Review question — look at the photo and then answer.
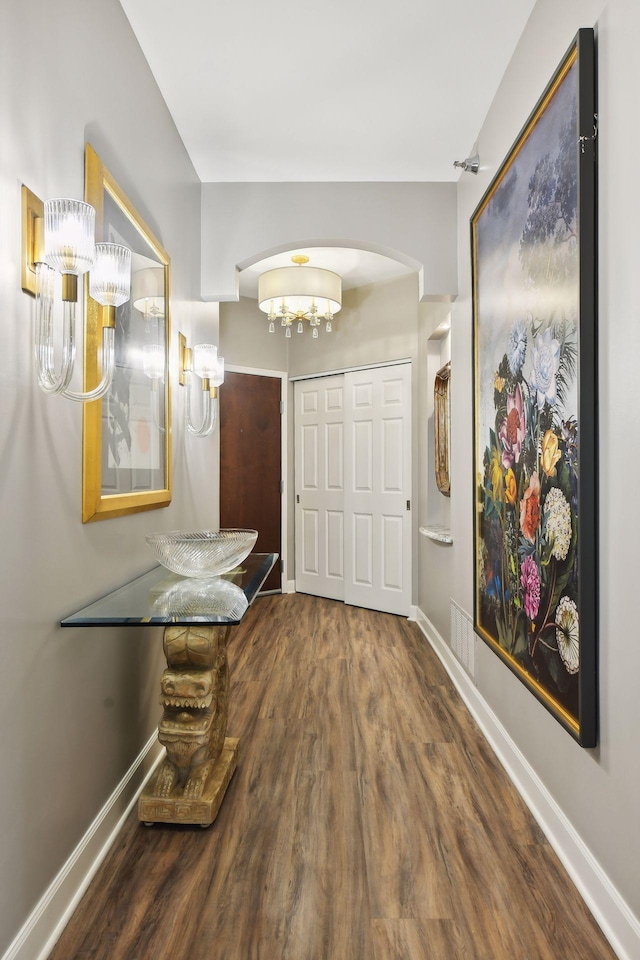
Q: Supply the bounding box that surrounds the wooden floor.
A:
[50,594,617,960]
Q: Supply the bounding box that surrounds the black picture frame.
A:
[471,29,597,746]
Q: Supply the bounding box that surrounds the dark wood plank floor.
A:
[50,594,617,960]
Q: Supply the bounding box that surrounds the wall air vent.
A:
[449,599,477,683]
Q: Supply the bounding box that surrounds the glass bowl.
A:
[152,578,248,619]
[146,529,258,578]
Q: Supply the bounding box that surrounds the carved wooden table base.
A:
[138,623,238,828]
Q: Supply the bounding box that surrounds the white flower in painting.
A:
[507,317,528,377]
[530,327,561,410]
[555,596,579,675]
[544,487,572,561]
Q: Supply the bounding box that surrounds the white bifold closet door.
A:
[295,374,346,601]
[294,363,411,616]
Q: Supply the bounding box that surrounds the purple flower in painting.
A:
[507,317,528,377]
[499,382,526,469]
[520,555,541,620]
[530,328,561,410]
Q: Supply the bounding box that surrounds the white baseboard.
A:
[2,734,164,960]
[408,604,417,621]
[414,606,640,960]
[283,579,296,594]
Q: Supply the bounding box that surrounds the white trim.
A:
[225,365,288,593]
[283,579,296,594]
[408,604,417,622]
[414,606,640,960]
[226,363,286,379]
[289,357,412,381]
[2,734,164,960]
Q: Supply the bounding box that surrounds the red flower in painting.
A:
[499,382,526,469]
[520,471,541,543]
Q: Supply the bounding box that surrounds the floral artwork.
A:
[471,32,597,744]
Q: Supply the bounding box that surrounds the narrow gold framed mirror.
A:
[434,361,451,497]
[82,144,171,522]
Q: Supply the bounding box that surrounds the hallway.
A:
[50,594,616,959]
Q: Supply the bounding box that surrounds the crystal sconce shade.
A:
[258,254,341,340]
[44,199,95,276]
[142,343,165,381]
[192,343,219,379]
[142,342,166,433]
[22,187,132,403]
[179,334,224,437]
[90,243,132,308]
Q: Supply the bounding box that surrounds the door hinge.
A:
[280,400,284,415]
[406,500,411,511]
[297,494,300,504]
[280,480,284,495]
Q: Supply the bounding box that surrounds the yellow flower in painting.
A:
[541,429,562,477]
[505,468,517,505]
[494,373,506,392]
[490,449,504,501]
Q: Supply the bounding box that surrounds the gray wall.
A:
[417,302,453,640]
[201,181,458,302]
[0,1,218,953]
[446,0,640,921]
[220,296,288,373]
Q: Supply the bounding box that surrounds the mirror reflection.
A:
[83,144,171,522]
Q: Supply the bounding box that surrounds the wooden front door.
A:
[220,371,282,591]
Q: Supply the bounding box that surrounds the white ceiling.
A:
[118,0,535,286]
[118,0,536,184]
[238,246,414,298]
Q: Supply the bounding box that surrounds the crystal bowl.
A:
[152,578,248,619]
[146,529,258,579]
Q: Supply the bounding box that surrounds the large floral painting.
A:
[471,30,597,745]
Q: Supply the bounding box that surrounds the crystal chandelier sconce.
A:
[21,186,131,402]
[178,334,224,438]
[258,255,341,339]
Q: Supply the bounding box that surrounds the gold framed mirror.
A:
[82,144,171,522]
[434,361,451,497]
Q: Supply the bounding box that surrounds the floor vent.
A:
[449,599,477,683]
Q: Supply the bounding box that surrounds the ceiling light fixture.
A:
[258,255,341,339]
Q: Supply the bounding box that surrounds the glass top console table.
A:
[61,552,277,627]
[62,553,277,828]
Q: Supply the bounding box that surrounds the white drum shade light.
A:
[258,254,341,339]
[132,266,165,320]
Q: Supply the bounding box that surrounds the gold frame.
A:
[82,144,172,522]
[434,362,451,497]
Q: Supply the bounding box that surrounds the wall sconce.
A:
[21,186,131,402]
[178,333,224,437]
